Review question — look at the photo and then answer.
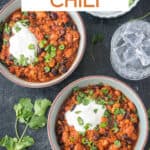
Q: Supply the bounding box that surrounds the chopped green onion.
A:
[3,39,8,45]
[103,110,110,117]
[59,44,65,50]
[28,44,35,50]
[50,46,56,58]
[93,109,98,113]
[14,55,28,66]
[77,116,84,126]
[99,122,108,128]
[4,23,11,35]
[84,123,91,130]
[79,132,85,136]
[34,57,39,64]
[101,88,109,95]
[45,45,51,52]
[73,86,79,92]
[44,53,51,62]
[39,39,47,48]
[44,66,51,73]
[19,19,30,26]
[22,11,28,16]
[75,111,82,114]
[81,138,88,145]
[112,122,119,133]
[114,108,126,116]
[114,140,121,147]
[14,25,21,32]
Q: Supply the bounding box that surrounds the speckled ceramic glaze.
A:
[0,0,86,88]
[47,76,148,150]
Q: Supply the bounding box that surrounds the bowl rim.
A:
[86,0,140,18]
[47,75,149,150]
[0,0,86,88]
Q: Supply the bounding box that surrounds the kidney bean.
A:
[48,12,58,20]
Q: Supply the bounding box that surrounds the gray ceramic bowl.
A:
[0,0,86,88]
[47,76,148,150]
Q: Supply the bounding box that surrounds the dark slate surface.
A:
[0,0,150,149]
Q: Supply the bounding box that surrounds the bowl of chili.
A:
[0,0,86,88]
[47,76,148,150]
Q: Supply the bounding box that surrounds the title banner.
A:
[22,0,129,11]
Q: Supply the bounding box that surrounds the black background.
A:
[0,0,150,149]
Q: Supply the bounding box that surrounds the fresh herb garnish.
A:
[82,138,97,150]
[4,23,11,35]
[44,45,56,58]
[92,33,104,45]
[22,11,28,16]
[77,92,91,105]
[44,53,51,63]
[101,88,109,95]
[0,98,51,150]
[39,39,47,49]
[59,44,65,50]
[14,55,28,67]
[93,109,98,113]
[28,44,35,50]
[19,19,30,26]
[84,123,91,130]
[14,25,21,32]
[99,122,108,128]
[75,111,82,114]
[103,110,110,117]
[3,39,8,45]
[77,116,84,125]
[114,108,126,116]
[73,86,79,92]
[112,122,119,133]
[44,66,51,73]
[114,140,121,147]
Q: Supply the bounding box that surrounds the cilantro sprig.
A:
[0,98,51,150]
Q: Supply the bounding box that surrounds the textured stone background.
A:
[0,0,150,149]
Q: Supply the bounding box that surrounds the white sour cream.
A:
[65,101,106,132]
[9,22,38,64]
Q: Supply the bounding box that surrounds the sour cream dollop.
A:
[65,101,106,132]
[9,22,38,64]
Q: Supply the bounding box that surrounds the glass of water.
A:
[110,20,150,80]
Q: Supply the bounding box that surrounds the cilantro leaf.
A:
[28,115,47,130]
[14,98,33,123]
[15,136,34,150]
[34,99,51,116]
[0,135,17,150]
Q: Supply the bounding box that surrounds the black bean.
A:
[124,112,130,119]
[93,133,100,141]
[9,55,14,61]
[51,68,58,76]
[60,29,66,36]
[49,12,58,20]
[58,36,65,42]
[71,104,76,111]
[30,13,36,19]
[72,24,77,30]
[70,144,74,149]
[59,65,68,74]
[122,134,133,145]
[60,58,68,65]
[65,21,73,28]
